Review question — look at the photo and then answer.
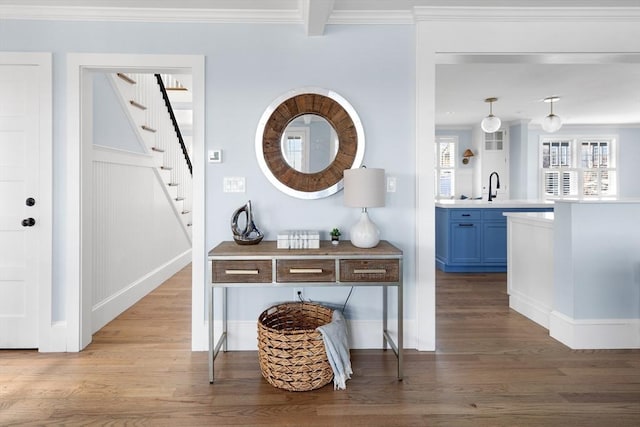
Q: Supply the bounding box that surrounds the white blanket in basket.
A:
[316,310,353,390]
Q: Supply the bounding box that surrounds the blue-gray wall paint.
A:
[93,73,145,152]
[0,20,416,323]
[554,201,640,319]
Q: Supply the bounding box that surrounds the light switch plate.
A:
[387,176,397,192]
[223,177,245,193]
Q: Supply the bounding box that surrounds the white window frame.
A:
[281,127,310,172]
[435,135,457,199]
[539,135,617,200]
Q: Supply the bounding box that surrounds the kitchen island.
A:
[504,212,554,328]
[435,200,553,272]
[505,200,640,350]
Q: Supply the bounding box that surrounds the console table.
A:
[208,240,403,384]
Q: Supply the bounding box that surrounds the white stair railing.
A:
[112,72,193,238]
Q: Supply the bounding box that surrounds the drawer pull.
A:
[353,269,387,274]
[461,214,471,217]
[224,269,259,275]
[289,268,323,274]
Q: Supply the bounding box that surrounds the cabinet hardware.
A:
[225,269,259,275]
[289,268,323,274]
[21,217,36,227]
[458,223,474,227]
[353,269,387,274]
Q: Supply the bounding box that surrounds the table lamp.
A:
[343,167,385,248]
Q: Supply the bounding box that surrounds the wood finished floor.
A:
[2,266,639,426]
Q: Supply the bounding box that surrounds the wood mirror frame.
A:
[255,87,365,199]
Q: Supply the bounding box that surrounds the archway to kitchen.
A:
[414,10,640,352]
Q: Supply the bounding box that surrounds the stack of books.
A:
[277,230,321,249]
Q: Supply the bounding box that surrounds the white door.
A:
[0,65,40,348]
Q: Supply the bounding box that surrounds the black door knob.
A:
[22,218,35,227]
[26,197,36,206]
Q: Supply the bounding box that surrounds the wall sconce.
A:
[542,96,562,133]
[462,149,474,165]
[481,97,501,133]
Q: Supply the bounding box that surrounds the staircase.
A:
[111,72,193,239]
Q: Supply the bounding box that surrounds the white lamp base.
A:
[350,210,380,248]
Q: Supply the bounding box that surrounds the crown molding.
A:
[414,5,640,22]
[0,5,301,23]
[328,10,414,25]
[4,2,639,25]
[0,4,415,25]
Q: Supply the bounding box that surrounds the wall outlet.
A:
[293,288,303,301]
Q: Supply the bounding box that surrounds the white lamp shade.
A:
[481,115,501,133]
[541,114,562,133]
[343,167,385,208]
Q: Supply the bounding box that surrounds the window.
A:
[484,130,504,151]
[540,136,616,199]
[435,136,457,198]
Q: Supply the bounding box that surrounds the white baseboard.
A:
[509,291,551,329]
[38,321,68,352]
[549,310,640,349]
[91,250,192,333]
[209,319,417,351]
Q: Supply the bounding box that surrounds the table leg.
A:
[208,284,214,384]
[382,286,388,349]
[222,287,228,352]
[398,280,404,381]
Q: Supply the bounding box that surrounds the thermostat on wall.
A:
[209,149,222,163]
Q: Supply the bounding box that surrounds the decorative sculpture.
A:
[231,200,264,245]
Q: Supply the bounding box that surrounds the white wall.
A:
[91,147,191,332]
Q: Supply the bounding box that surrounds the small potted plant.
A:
[330,228,341,245]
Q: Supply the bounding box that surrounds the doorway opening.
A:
[66,54,206,352]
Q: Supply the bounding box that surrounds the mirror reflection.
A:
[281,114,338,173]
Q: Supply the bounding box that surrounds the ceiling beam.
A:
[301,0,335,36]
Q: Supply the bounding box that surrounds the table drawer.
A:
[212,260,272,283]
[340,259,400,282]
[276,259,336,282]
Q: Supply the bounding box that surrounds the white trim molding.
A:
[66,53,205,352]
[213,319,417,351]
[0,5,300,23]
[550,311,640,350]
[414,1,640,22]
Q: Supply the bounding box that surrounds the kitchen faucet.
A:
[488,172,500,202]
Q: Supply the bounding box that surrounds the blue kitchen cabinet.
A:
[436,206,553,272]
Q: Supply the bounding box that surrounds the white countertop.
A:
[503,212,555,223]
[435,199,555,209]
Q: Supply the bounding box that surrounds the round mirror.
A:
[281,114,338,174]
[256,87,365,199]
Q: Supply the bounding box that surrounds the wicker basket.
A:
[257,302,334,392]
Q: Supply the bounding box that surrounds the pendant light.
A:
[480,97,501,133]
[542,96,562,133]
